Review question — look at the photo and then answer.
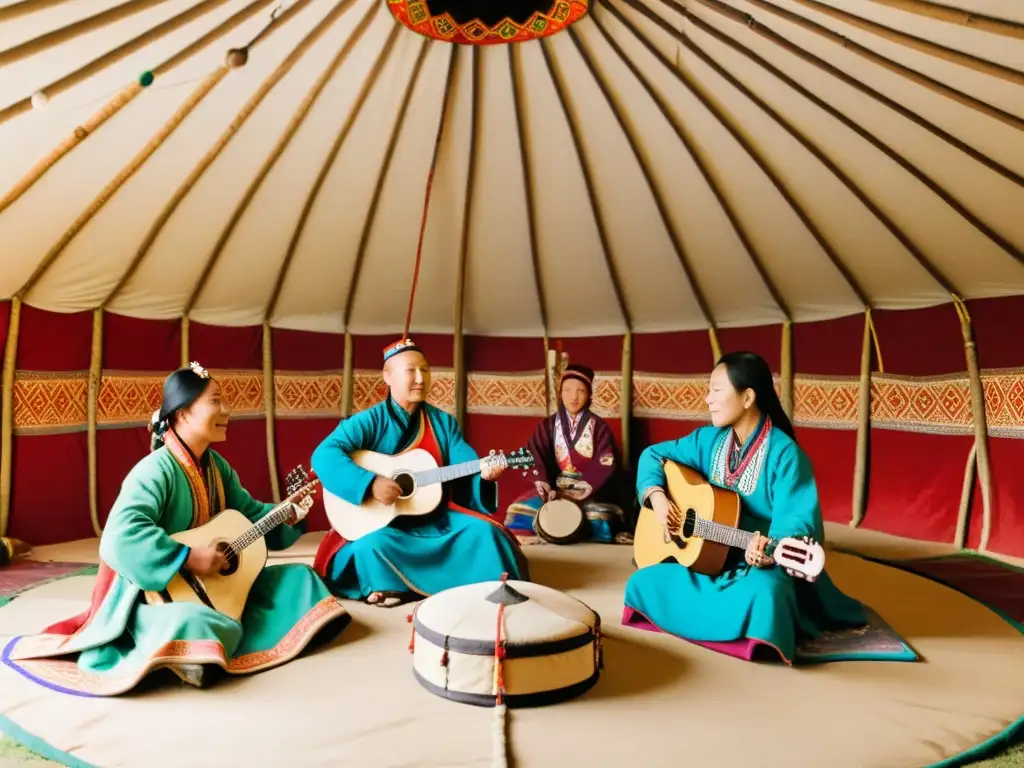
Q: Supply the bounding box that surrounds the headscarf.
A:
[149,362,212,452]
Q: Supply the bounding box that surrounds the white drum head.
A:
[537,499,584,540]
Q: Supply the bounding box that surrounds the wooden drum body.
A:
[534,498,586,545]
[409,580,602,708]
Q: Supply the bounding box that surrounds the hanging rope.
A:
[403,59,457,339]
[491,572,510,768]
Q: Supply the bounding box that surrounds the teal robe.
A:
[311,399,529,598]
[624,423,866,663]
[2,443,350,697]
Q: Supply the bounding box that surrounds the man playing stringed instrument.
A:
[624,352,867,664]
[311,338,529,608]
[3,363,350,696]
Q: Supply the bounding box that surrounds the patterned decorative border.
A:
[386,0,588,45]
[9,368,1024,438]
[633,371,1024,438]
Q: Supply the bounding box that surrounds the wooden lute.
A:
[143,466,319,621]
[632,460,825,581]
[323,447,535,541]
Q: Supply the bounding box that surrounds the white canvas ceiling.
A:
[0,0,1021,337]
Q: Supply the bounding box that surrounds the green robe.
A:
[624,422,867,663]
[311,398,529,598]
[2,442,350,697]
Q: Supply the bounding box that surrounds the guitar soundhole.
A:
[215,541,239,576]
[681,508,697,538]
[393,472,416,498]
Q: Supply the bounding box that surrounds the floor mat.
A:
[0,543,1022,768]
[0,563,97,608]
[622,604,917,663]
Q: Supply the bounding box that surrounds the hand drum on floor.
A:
[408,577,602,708]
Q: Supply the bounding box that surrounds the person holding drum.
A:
[504,364,634,545]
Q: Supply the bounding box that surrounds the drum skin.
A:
[535,499,586,545]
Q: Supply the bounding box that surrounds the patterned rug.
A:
[0,561,97,608]
[622,604,917,663]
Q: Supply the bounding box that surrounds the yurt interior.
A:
[0,0,1022,765]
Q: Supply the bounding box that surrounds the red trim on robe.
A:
[41,561,117,637]
[38,434,225,639]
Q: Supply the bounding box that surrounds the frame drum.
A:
[535,499,586,545]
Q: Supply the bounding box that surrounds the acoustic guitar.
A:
[323,447,536,541]
[143,466,319,622]
[632,460,825,581]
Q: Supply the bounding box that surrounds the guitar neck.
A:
[692,516,766,552]
[231,504,293,552]
[230,480,320,552]
[414,458,486,487]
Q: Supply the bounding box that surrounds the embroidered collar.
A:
[723,414,770,487]
[163,429,224,527]
[557,406,591,449]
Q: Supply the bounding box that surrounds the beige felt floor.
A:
[1,538,1022,768]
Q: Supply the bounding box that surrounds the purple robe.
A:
[504,407,634,541]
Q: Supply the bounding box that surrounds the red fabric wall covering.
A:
[97,314,182,527]
[9,305,93,545]
[864,305,973,544]
[631,328,713,469]
[715,323,784,371]
[965,296,1024,557]
[791,315,863,525]
[271,328,348,532]
[187,323,272,505]
[0,301,10,363]
[464,335,547,515]
[5,302,1024,554]
[354,333,453,369]
[270,328,346,371]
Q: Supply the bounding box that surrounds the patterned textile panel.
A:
[791,315,863,525]
[965,296,1024,557]
[96,314,181,528]
[630,329,716,451]
[8,305,94,545]
[190,323,273,506]
[269,328,347,532]
[863,306,974,544]
[462,336,547,513]
[5,304,1024,550]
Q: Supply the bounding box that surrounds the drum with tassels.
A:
[408,575,602,708]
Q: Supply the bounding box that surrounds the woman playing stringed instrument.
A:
[624,352,867,664]
[2,363,350,696]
